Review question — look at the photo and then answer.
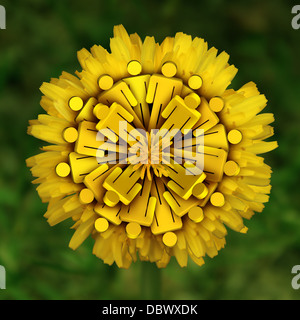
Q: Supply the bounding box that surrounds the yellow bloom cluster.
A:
[27,25,277,268]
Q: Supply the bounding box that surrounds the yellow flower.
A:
[27,25,277,268]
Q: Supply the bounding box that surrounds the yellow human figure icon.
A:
[165,159,207,200]
[146,74,182,130]
[84,163,125,202]
[103,165,142,206]
[75,97,98,123]
[150,178,182,235]
[122,75,151,128]
[162,180,202,217]
[68,152,99,184]
[203,124,229,151]
[192,97,220,136]
[74,121,105,157]
[98,81,137,109]
[199,146,228,182]
[120,176,157,226]
[160,95,201,133]
[95,102,137,145]
[97,76,144,129]
[94,202,122,226]
[122,60,151,129]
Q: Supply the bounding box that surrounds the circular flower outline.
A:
[27,25,277,268]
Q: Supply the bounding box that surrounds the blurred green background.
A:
[0,0,299,300]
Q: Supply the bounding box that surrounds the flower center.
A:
[131,131,171,180]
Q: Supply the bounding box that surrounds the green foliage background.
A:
[0,0,299,300]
